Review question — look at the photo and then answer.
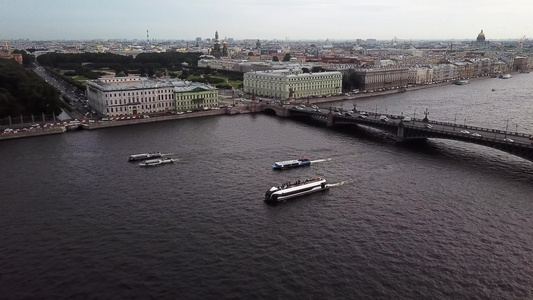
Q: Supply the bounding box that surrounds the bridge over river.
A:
[260,103,533,162]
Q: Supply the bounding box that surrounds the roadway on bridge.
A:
[293,104,533,146]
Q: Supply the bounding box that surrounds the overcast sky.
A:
[1,0,531,41]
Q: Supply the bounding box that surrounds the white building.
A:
[408,67,434,85]
[243,69,342,100]
[431,64,458,83]
[86,76,218,117]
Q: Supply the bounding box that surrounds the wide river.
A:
[1,74,533,299]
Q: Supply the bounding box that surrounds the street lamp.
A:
[505,119,509,138]
[453,113,457,131]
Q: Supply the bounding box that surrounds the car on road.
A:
[380,115,389,122]
[402,116,412,122]
[358,114,368,119]
[424,124,433,129]
[471,133,482,137]
[503,138,514,142]
[460,130,470,134]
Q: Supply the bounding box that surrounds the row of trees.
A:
[0,59,66,118]
[37,52,202,72]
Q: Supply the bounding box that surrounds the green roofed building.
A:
[86,76,218,117]
[174,84,219,111]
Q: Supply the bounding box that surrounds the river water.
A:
[1,74,533,299]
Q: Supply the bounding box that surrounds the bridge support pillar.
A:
[326,112,334,127]
[396,121,405,142]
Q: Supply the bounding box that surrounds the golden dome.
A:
[476,30,485,42]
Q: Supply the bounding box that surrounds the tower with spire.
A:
[211,31,223,59]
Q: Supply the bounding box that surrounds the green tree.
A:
[179,69,189,79]
[248,52,254,56]
[282,53,291,61]
[272,56,279,62]
[348,72,362,89]
[0,59,65,117]
[302,67,310,73]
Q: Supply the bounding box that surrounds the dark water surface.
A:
[1,74,533,299]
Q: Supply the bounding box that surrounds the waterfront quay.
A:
[0,106,250,141]
[0,75,511,141]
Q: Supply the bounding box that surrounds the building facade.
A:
[354,68,410,91]
[408,67,433,85]
[243,69,342,100]
[86,77,218,117]
[174,83,219,111]
[431,64,458,82]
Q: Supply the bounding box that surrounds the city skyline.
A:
[1,0,532,41]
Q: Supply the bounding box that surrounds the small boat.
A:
[499,74,512,79]
[139,158,176,167]
[264,177,328,202]
[272,158,311,170]
[65,124,81,131]
[455,80,469,85]
[128,152,162,161]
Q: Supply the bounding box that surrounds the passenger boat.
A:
[264,177,328,202]
[138,158,176,167]
[272,158,311,170]
[128,152,162,161]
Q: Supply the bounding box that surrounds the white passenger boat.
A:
[264,177,328,202]
[128,152,162,161]
[138,157,176,167]
[272,158,311,170]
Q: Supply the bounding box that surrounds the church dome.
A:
[477,30,486,42]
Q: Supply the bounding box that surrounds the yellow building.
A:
[243,69,342,100]
[174,84,219,111]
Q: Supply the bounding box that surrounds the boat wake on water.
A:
[310,158,333,164]
[325,179,353,188]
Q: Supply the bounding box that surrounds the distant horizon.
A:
[1,0,532,41]
[3,37,527,43]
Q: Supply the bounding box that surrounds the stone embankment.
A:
[0,106,254,141]
[0,126,66,141]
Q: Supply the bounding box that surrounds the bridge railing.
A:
[327,107,533,146]
[402,123,533,148]
[325,106,531,139]
[423,119,532,139]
